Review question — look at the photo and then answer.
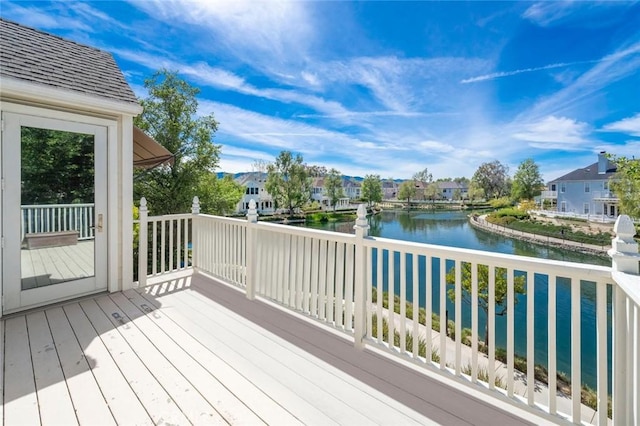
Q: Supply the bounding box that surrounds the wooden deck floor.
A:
[21,241,94,289]
[1,273,546,425]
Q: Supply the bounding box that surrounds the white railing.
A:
[592,191,618,200]
[532,209,619,224]
[541,190,557,198]
[21,203,95,240]
[136,197,640,425]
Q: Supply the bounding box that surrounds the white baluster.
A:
[138,197,148,287]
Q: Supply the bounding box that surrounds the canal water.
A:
[302,209,611,391]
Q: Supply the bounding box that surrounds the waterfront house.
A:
[1,19,638,426]
[438,181,469,200]
[234,172,275,214]
[545,152,619,219]
[382,179,398,199]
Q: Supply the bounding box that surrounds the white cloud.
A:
[522,1,578,26]
[128,0,315,67]
[601,113,640,137]
[418,140,455,153]
[512,116,590,148]
[1,2,92,31]
[461,60,598,84]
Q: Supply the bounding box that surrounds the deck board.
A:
[153,284,424,425]
[110,291,264,425]
[21,241,94,288]
[46,306,116,425]
[26,311,78,426]
[2,272,545,426]
[4,316,41,426]
[94,295,225,425]
[62,303,153,425]
[124,289,303,426]
[79,298,190,426]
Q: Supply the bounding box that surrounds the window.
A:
[551,184,556,191]
[604,181,609,191]
[561,201,566,212]
[584,182,590,193]
[583,203,590,214]
[560,182,566,193]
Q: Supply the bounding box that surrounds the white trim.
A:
[121,116,134,291]
[0,102,123,126]
[1,77,142,116]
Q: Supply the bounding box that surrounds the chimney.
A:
[598,151,608,174]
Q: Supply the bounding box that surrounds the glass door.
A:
[2,112,107,314]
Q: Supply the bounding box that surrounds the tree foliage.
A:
[21,127,94,204]
[608,154,640,219]
[511,158,543,202]
[424,182,440,201]
[361,174,383,207]
[133,70,240,215]
[196,174,245,215]
[472,160,509,199]
[413,168,433,200]
[324,168,344,211]
[398,181,416,205]
[265,151,312,215]
[467,181,485,201]
[446,263,526,345]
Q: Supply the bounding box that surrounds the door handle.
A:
[91,214,104,232]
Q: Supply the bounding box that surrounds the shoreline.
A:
[468,214,610,256]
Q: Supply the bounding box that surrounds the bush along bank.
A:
[486,209,614,247]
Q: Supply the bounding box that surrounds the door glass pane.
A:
[20,126,95,290]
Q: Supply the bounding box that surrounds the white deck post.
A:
[191,196,200,270]
[353,204,370,349]
[608,214,639,425]
[246,200,258,300]
[138,197,148,288]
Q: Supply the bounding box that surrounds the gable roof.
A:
[550,161,617,183]
[0,18,137,105]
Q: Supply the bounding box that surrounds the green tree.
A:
[511,158,543,202]
[398,181,416,207]
[447,263,526,345]
[361,174,383,207]
[425,182,440,202]
[608,155,640,219]
[265,151,312,215]
[324,168,344,211]
[413,168,433,200]
[467,181,485,201]
[134,70,235,215]
[196,174,245,215]
[472,160,509,199]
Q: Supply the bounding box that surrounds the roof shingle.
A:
[0,18,138,105]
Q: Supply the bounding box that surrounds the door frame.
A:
[1,103,119,315]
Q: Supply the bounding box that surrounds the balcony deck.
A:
[1,272,548,425]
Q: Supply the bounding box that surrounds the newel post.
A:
[608,214,639,425]
[138,197,148,287]
[353,204,370,349]
[246,200,259,300]
[191,196,200,270]
[608,214,639,275]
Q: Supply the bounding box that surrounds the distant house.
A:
[235,172,274,214]
[311,176,352,210]
[437,181,469,200]
[342,178,362,200]
[382,180,398,199]
[545,152,619,218]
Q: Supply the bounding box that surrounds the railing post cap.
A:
[613,215,635,239]
[139,197,147,208]
[192,196,200,215]
[247,199,258,223]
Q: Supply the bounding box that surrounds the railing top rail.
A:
[364,235,613,280]
[197,214,248,225]
[612,271,640,307]
[21,203,95,208]
[147,213,193,221]
[256,220,356,244]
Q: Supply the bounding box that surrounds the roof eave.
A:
[0,76,143,116]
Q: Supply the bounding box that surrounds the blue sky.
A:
[3,1,639,181]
